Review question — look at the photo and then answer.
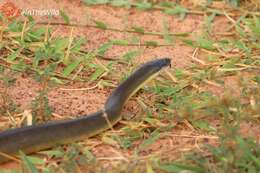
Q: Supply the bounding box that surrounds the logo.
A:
[0,1,21,19]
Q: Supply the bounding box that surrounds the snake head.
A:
[104,58,171,122]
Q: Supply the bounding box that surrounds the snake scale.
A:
[0,58,171,163]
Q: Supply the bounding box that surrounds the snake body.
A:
[0,58,171,163]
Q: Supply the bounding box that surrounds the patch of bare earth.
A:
[0,0,258,171]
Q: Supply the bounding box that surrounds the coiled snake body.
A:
[0,58,171,163]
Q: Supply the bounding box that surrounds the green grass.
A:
[0,0,259,172]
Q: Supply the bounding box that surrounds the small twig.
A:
[31,21,189,37]
[72,64,84,80]
[96,156,129,162]
[64,27,74,64]
[102,109,115,132]
[167,134,219,139]
[59,84,98,91]
[0,151,21,163]
[165,70,178,83]
[21,20,27,42]
[190,48,207,65]
[183,119,196,131]
[203,79,223,88]
[52,113,74,119]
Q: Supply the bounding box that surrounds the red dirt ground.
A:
[0,0,259,171]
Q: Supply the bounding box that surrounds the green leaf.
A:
[159,163,204,173]
[157,86,179,96]
[193,120,216,132]
[110,0,130,7]
[34,49,44,67]
[94,20,107,29]
[71,37,86,53]
[0,12,3,20]
[102,135,118,146]
[83,149,96,161]
[234,40,251,54]
[7,49,20,63]
[145,41,158,47]
[254,16,260,29]
[163,20,173,44]
[122,50,140,62]
[146,162,155,173]
[59,10,70,24]
[97,42,113,56]
[228,0,240,7]
[50,77,64,84]
[111,39,129,45]
[132,26,145,34]
[143,117,164,127]
[62,59,82,77]
[0,169,21,173]
[8,20,23,32]
[138,130,162,151]
[27,28,45,41]
[253,76,260,84]
[163,34,173,44]
[196,37,215,50]
[222,57,239,68]
[250,24,260,37]
[11,60,28,72]
[159,164,183,172]
[52,38,70,51]
[159,1,175,8]
[134,2,152,10]
[164,6,188,19]
[235,25,246,37]
[26,15,35,22]
[249,153,260,167]
[98,80,115,88]
[90,67,105,81]
[182,39,195,47]
[82,0,109,5]
[174,68,184,79]
[205,13,216,32]
[25,156,45,165]
[19,151,40,173]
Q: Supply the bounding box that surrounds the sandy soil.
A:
[1,0,204,116]
[0,0,259,171]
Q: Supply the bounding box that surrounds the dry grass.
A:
[0,0,259,172]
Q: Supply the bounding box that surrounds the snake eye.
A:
[159,58,171,68]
